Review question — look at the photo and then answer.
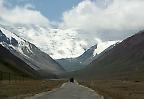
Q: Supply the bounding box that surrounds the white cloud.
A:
[0,0,50,26]
[61,0,144,41]
[10,25,90,59]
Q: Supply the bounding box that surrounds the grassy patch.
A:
[0,80,66,99]
[78,80,144,99]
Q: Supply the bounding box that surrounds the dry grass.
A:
[78,80,144,99]
[0,80,66,99]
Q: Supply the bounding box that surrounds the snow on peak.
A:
[1,24,119,59]
[4,25,90,59]
[93,39,119,56]
[0,26,33,56]
[0,26,22,43]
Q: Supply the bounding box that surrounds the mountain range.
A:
[0,25,65,79]
[64,30,144,80]
[56,45,97,71]
[3,24,89,59]
[1,23,144,81]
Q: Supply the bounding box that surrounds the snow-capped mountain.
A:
[0,25,65,78]
[3,24,89,59]
[56,44,97,71]
[1,24,118,60]
[69,30,144,80]
[56,41,120,72]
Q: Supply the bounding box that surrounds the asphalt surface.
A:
[26,82,104,99]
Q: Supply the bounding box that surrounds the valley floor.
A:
[1,79,144,99]
[0,80,65,99]
[78,80,144,99]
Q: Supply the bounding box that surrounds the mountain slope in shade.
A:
[0,44,38,78]
[0,26,65,78]
[68,30,144,80]
[56,45,97,71]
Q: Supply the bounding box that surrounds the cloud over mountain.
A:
[61,0,144,41]
[1,0,144,59]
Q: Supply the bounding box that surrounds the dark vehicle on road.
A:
[70,78,74,83]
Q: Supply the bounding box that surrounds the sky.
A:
[1,0,144,59]
[5,0,82,22]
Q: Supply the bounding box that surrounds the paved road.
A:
[26,82,104,99]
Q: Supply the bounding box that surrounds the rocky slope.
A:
[0,26,65,78]
[67,30,144,80]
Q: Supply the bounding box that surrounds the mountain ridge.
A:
[0,44,38,78]
[56,44,97,71]
[0,25,65,78]
[65,30,144,80]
